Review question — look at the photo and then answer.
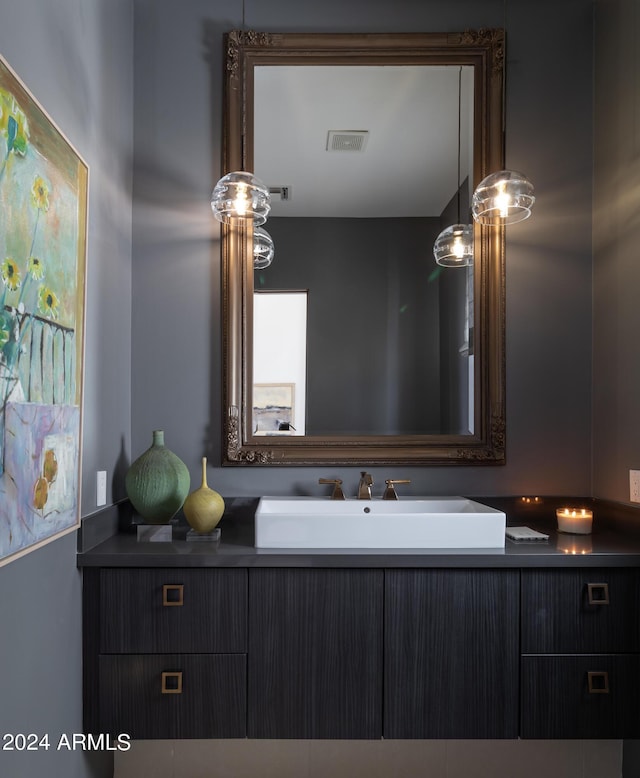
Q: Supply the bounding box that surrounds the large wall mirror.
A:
[221,30,506,465]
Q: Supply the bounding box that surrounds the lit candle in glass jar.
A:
[556,507,593,535]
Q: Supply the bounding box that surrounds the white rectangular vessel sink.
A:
[255,496,506,549]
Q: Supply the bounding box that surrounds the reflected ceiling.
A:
[254,65,474,219]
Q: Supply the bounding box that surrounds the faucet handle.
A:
[382,479,411,500]
[319,478,345,500]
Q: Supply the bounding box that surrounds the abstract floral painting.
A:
[0,55,88,566]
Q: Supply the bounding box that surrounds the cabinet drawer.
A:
[99,568,247,653]
[521,569,640,653]
[99,653,246,739]
[521,655,640,738]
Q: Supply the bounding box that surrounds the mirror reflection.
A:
[253,65,475,437]
[221,30,506,465]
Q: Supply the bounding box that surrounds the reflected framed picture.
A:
[0,54,88,566]
[253,383,295,435]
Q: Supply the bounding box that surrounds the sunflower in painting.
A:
[37,286,59,320]
[1,258,21,292]
[26,256,44,280]
[30,175,49,211]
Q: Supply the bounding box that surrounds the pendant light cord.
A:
[456,66,462,224]
[240,0,247,166]
[502,0,507,136]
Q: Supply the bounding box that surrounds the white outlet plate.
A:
[630,470,640,503]
[97,470,107,507]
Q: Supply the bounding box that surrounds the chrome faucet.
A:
[357,471,373,499]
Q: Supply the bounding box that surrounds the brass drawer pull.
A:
[587,671,610,694]
[162,584,184,606]
[587,582,610,605]
[161,671,183,694]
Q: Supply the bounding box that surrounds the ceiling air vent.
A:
[326,130,369,152]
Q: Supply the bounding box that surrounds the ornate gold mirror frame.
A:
[221,29,505,465]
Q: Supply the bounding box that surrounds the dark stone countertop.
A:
[77,496,640,569]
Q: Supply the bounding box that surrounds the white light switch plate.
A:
[97,470,107,507]
[630,470,640,503]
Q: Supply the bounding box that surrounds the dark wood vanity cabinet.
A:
[83,568,248,740]
[384,569,520,738]
[247,568,520,740]
[248,568,384,738]
[520,568,640,738]
[83,562,640,741]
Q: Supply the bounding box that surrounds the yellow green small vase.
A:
[183,457,225,533]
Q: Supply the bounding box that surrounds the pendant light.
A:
[471,169,535,225]
[253,226,275,269]
[433,68,474,268]
[210,0,272,226]
[470,1,535,226]
[433,223,474,267]
[211,171,271,225]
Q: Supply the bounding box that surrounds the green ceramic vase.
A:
[125,430,190,524]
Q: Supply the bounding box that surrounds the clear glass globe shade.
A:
[253,227,274,269]
[211,171,271,225]
[433,224,474,267]
[471,170,535,225]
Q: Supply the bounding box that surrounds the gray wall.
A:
[0,1,133,776]
[593,0,640,503]
[131,0,593,500]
